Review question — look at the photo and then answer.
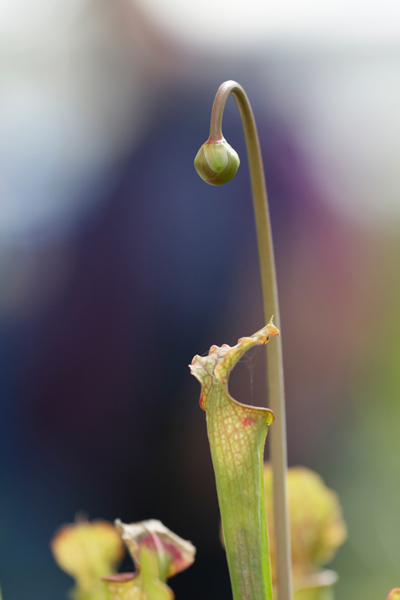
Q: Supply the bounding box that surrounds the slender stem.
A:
[209,81,293,600]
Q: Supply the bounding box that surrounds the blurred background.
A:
[1,1,400,598]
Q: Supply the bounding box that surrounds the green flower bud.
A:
[194,139,240,186]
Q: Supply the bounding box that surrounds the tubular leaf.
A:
[190,320,278,600]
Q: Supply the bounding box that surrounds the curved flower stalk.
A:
[194,80,292,600]
[190,320,278,600]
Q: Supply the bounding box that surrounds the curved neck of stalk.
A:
[209,80,293,600]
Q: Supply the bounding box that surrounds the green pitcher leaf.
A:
[115,519,196,582]
[140,547,174,600]
[103,573,144,600]
[103,549,173,600]
[103,520,194,600]
[51,519,125,600]
[190,320,278,600]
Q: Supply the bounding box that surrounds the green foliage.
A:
[51,520,125,600]
[294,585,334,600]
[114,520,195,583]
[263,465,347,587]
[103,548,173,600]
[52,519,194,600]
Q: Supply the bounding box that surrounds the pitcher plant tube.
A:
[191,321,278,600]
